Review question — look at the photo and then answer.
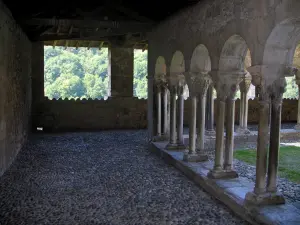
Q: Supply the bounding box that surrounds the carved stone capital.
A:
[239,72,252,93]
[185,72,212,97]
[214,70,244,100]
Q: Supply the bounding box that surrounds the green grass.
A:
[234,146,300,183]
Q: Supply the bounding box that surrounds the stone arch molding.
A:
[262,18,300,82]
[154,56,167,85]
[187,44,212,97]
[219,34,250,72]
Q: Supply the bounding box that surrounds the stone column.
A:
[31,42,45,130]
[166,86,178,149]
[237,73,251,134]
[163,87,169,136]
[245,68,286,205]
[205,85,215,136]
[223,94,238,178]
[208,93,226,178]
[184,73,211,162]
[156,85,162,137]
[183,94,198,161]
[176,85,185,148]
[109,46,134,97]
[267,96,282,193]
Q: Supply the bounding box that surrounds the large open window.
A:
[133,49,148,99]
[44,45,110,100]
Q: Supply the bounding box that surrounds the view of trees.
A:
[44,46,148,99]
[44,44,300,100]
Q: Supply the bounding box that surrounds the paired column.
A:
[245,72,286,205]
[166,74,186,150]
[208,74,241,179]
[237,74,251,134]
[184,73,211,162]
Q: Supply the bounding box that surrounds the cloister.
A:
[2,0,300,224]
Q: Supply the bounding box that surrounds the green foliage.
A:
[44,46,148,99]
[133,49,148,99]
[234,146,300,183]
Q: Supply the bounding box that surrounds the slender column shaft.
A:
[244,92,249,129]
[267,98,282,192]
[157,89,162,136]
[163,89,168,134]
[177,93,184,145]
[239,92,245,128]
[254,99,270,194]
[169,90,177,144]
[205,86,214,131]
[297,85,300,125]
[224,98,235,170]
[198,95,207,151]
[189,96,197,154]
[213,98,226,171]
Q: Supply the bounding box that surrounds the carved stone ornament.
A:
[239,72,252,93]
[184,72,212,97]
[213,70,245,100]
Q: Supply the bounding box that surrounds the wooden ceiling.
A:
[3,0,200,48]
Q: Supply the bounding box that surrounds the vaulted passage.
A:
[0,131,247,225]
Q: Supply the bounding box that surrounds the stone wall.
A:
[0,2,32,176]
[34,97,147,131]
[34,97,297,131]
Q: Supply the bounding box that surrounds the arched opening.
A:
[190,44,211,73]
[170,51,185,75]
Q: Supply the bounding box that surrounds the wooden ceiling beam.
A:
[22,18,154,30]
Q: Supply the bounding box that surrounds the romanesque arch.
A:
[219,35,249,72]
[170,51,185,75]
[190,44,211,73]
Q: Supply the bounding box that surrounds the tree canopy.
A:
[44,46,148,99]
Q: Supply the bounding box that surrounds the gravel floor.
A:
[0,130,248,225]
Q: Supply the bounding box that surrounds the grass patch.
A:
[234,146,300,183]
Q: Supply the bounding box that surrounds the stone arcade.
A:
[1,0,300,224]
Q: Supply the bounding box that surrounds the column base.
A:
[152,134,169,142]
[245,191,285,206]
[205,129,216,136]
[207,169,238,179]
[294,124,300,130]
[236,127,251,135]
[165,143,186,150]
[183,153,208,162]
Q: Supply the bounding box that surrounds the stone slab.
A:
[149,141,300,225]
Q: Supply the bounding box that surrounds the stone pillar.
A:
[208,94,226,178]
[156,85,162,137]
[109,46,134,97]
[245,68,286,205]
[237,73,251,134]
[176,85,185,148]
[163,87,169,136]
[208,72,243,179]
[184,72,211,162]
[223,95,238,177]
[267,96,282,193]
[205,85,215,136]
[31,42,45,129]
[166,86,178,149]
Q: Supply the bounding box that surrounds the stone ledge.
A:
[149,141,300,225]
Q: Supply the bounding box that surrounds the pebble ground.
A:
[0,130,248,225]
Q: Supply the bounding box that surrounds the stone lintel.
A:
[245,191,285,206]
[183,153,208,162]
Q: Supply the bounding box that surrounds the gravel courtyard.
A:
[0,130,248,225]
